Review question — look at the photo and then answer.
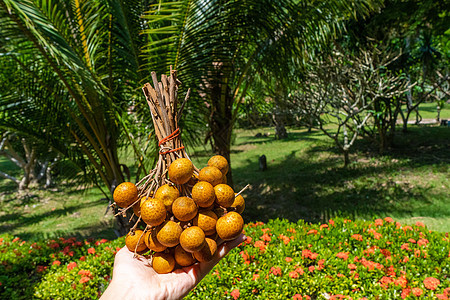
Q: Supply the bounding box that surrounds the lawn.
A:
[0,105,449,241]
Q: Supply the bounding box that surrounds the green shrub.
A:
[1,218,449,299]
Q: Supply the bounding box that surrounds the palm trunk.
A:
[209,73,234,187]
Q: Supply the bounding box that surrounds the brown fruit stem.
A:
[235,184,250,198]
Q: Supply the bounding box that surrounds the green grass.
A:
[0,184,116,241]
[1,120,449,240]
[412,101,450,120]
[192,124,450,232]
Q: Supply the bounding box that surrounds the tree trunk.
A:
[343,149,350,167]
[208,71,234,187]
[272,111,288,139]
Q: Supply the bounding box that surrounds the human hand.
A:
[100,233,246,300]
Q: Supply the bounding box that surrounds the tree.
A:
[344,0,450,132]
[299,44,408,164]
[0,0,154,234]
[142,0,383,185]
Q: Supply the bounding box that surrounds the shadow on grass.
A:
[235,130,324,147]
[0,198,110,239]
[14,221,117,242]
[233,126,449,226]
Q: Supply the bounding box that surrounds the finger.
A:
[194,234,246,282]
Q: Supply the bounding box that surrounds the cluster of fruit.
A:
[112,155,245,274]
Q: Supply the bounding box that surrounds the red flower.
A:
[423,277,440,290]
[415,221,425,227]
[12,237,20,243]
[88,247,96,254]
[317,259,325,271]
[78,270,92,277]
[270,267,282,276]
[252,273,260,281]
[261,228,270,233]
[295,267,304,275]
[348,264,357,270]
[309,253,318,260]
[351,234,363,241]
[293,294,303,300]
[307,229,318,235]
[414,249,421,258]
[394,276,408,288]
[401,289,410,299]
[381,249,391,258]
[261,233,271,242]
[403,225,413,232]
[374,219,383,226]
[254,240,266,252]
[379,276,394,288]
[285,257,293,262]
[308,266,315,272]
[384,217,394,223]
[386,265,395,276]
[329,219,335,226]
[320,224,329,230]
[52,260,61,266]
[401,243,410,251]
[417,238,429,247]
[79,256,86,261]
[289,271,299,279]
[67,262,77,271]
[336,252,349,260]
[279,234,291,245]
[230,289,240,299]
[36,265,47,273]
[79,276,90,284]
[412,288,423,297]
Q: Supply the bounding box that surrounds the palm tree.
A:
[0,0,153,193]
[0,0,155,234]
[142,0,383,185]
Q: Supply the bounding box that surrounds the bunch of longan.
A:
[113,155,245,274]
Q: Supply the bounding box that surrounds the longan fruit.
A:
[125,229,148,253]
[145,229,167,252]
[192,181,216,208]
[174,245,196,267]
[168,158,194,185]
[154,184,180,211]
[216,212,244,241]
[231,194,245,214]
[140,198,166,227]
[198,166,222,186]
[193,238,217,262]
[214,184,235,208]
[113,182,138,208]
[152,252,175,274]
[172,197,198,222]
[132,196,148,217]
[180,226,206,253]
[208,155,229,176]
[193,210,218,236]
[157,221,182,247]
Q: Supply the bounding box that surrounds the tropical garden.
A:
[0,0,449,299]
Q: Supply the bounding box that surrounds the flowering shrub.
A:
[0,234,123,299]
[1,217,449,299]
[187,218,450,299]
